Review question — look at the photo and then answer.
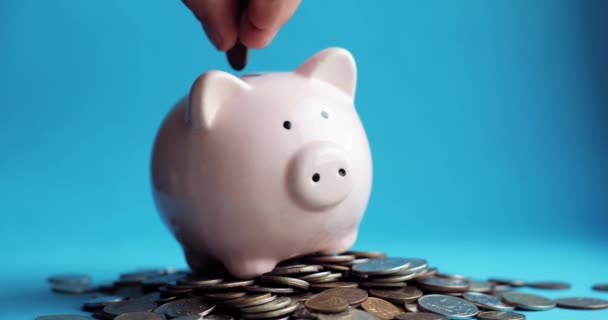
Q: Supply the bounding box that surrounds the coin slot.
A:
[338,168,346,177]
[312,173,320,183]
[283,121,292,130]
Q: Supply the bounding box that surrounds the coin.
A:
[240,301,298,319]
[593,283,608,291]
[306,255,357,263]
[244,284,294,294]
[368,272,417,283]
[527,281,570,290]
[348,251,387,259]
[323,287,368,306]
[488,279,526,287]
[417,294,479,319]
[241,296,292,313]
[286,291,314,302]
[196,279,255,290]
[204,315,235,320]
[52,283,98,294]
[351,309,381,320]
[227,41,248,71]
[462,292,515,311]
[476,311,525,320]
[308,273,343,283]
[352,258,412,275]
[172,316,204,320]
[501,292,555,311]
[35,316,93,320]
[83,295,125,310]
[311,281,359,290]
[555,297,608,310]
[114,312,163,320]
[166,297,216,317]
[104,300,157,316]
[48,273,92,285]
[395,313,447,320]
[369,287,422,304]
[359,281,407,288]
[320,264,351,272]
[404,303,418,312]
[224,293,277,308]
[177,274,225,286]
[204,291,247,300]
[299,271,332,281]
[260,275,310,290]
[361,297,400,320]
[270,265,322,275]
[305,293,350,313]
[414,267,438,280]
[418,277,469,293]
[467,280,492,293]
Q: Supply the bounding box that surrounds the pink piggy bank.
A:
[151,47,373,279]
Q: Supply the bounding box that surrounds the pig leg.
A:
[318,228,358,255]
[223,257,279,279]
[183,248,224,274]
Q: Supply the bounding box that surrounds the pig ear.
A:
[186,70,250,130]
[295,47,357,97]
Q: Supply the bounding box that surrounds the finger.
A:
[239,0,301,48]
[182,0,240,51]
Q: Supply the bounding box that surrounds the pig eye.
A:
[283,121,292,130]
[321,111,329,119]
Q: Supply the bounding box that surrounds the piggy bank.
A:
[151,47,373,279]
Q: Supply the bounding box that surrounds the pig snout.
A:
[287,141,353,211]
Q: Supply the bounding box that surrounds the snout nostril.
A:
[338,168,346,177]
[312,173,320,183]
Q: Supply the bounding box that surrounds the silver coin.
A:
[368,272,417,283]
[414,267,438,280]
[488,279,526,287]
[298,271,332,281]
[359,281,407,288]
[417,294,479,319]
[369,287,423,304]
[240,297,292,313]
[83,295,126,309]
[555,297,608,310]
[240,301,299,319]
[203,315,234,320]
[395,313,448,320]
[418,277,469,293]
[352,258,412,275]
[501,292,555,311]
[104,300,158,316]
[52,283,98,294]
[244,284,294,293]
[307,273,342,283]
[476,311,525,320]
[404,303,418,313]
[351,308,381,320]
[260,275,310,290]
[114,312,163,320]
[35,316,93,320]
[270,265,322,275]
[196,279,255,290]
[166,297,216,318]
[462,292,515,311]
[172,316,203,320]
[48,273,92,285]
[467,280,492,293]
[177,274,225,286]
[224,293,277,308]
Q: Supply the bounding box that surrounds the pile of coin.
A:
[38,252,608,320]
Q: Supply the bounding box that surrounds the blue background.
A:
[1,1,607,319]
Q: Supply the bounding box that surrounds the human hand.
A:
[183,0,301,51]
